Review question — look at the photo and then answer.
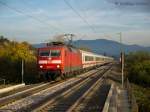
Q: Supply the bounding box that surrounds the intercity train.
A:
[37,42,113,80]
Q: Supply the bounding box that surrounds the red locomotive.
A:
[37,42,113,80]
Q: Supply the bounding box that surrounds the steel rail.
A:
[34,66,111,112]
[0,82,51,107]
[67,68,110,112]
[33,69,105,112]
[0,68,100,111]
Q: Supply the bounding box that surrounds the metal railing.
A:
[126,78,138,112]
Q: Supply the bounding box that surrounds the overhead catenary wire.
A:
[63,0,96,33]
[0,1,63,33]
[75,1,97,33]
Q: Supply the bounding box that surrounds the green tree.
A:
[0,36,38,83]
[126,51,150,112]
[126,51,150,87]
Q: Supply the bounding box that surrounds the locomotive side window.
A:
[51,50,61,57]
[39,50,50,56]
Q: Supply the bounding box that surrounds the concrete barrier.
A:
[0,83,25,94]
[102,84,114,112]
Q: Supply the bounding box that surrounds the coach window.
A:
[51,50,61,57]
[96,57,101,61]
[85,56,93,61]
[85,56,88,61]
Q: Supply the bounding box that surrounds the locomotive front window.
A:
[51,50,60,57]
[39,50,60,57]
[39,50,50,56]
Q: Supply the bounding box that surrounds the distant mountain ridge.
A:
[33,39,150,58]
[73,39,150,57]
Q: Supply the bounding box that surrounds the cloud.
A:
[0,0,150,46]
[107,0,150,13]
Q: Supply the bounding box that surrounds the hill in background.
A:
[33,39,150,58]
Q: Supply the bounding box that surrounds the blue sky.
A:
[0,0,150,46]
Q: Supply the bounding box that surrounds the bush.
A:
[126,51,150,112]
[126,51,150,87]
[132,84,150,112]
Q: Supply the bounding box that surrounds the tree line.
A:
[125,51,150,112]
[126,51,150,87]
[0,36,38,84]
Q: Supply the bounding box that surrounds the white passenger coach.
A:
[80,50,113,69]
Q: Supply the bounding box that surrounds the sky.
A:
[0,0,150,46]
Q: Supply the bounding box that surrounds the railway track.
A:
[67,77,110,112]
[0,83,40,98]
[0,68,90,99]
[0,65,106,111]
[34,66,111,112]
[0,65,111,112]
[34,65,110,112]
[0,82,57,107]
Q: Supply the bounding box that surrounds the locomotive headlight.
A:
[57,65,60,68]
[40,65,43,68]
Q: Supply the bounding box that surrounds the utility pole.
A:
[21,59,24,84]
[105,32,124,88]
[121,52,124,88]
[118,32,124,88]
